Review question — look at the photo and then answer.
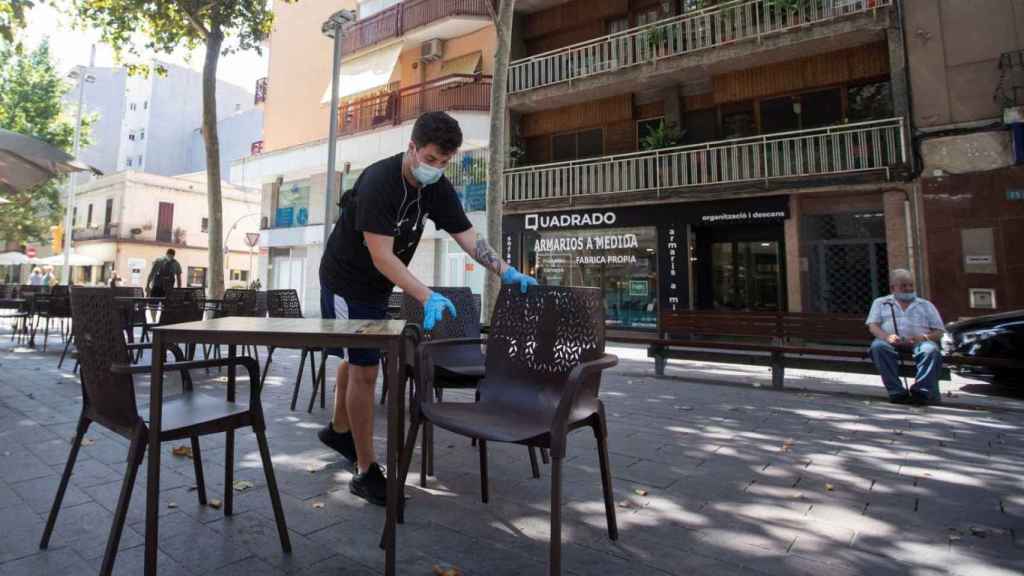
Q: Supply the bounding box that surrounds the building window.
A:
[187,266,208,287]
[128,132,135,141]
[129,102,136,111]
[552,128,604,162]
[274,181,311,228]
[126,157,133,167]
[143,100,148,110]
[607,17,629,34]
[526,225,658,329]
[230,269,249,283]
[358,0,400,19]
[201,218,209,233]
[139,129,145,140]
[86,204,93,228]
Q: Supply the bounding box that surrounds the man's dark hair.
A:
[411,111,462,154]
[166,248,176,257]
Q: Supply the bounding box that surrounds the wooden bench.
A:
[644,311,951,388]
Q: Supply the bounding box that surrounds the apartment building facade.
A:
[230,0,495,314]
[70,171,261,289]
[499,0,913,333]
[68,61,258,178]
[903,0,1024,321]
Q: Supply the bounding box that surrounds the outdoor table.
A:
[145,317,408,575]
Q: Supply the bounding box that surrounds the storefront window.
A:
[275,181,310,228]
[188,266,207,287]
[525,226,657,329]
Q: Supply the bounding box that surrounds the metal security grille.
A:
[802,212,889,314]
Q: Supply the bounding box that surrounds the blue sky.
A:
[22,2,268,92]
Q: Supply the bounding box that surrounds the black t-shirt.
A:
[320,152,472,301]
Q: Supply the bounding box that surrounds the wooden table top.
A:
[151,317,407,339]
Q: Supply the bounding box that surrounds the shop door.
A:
[710,241,782,311]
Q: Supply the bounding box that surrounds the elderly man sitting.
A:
[866,269,945,405]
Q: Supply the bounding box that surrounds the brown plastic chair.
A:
[263,289,322,410]
[399,286,619,575]
[397,287,544,486]
[39,287,291,574]
[32,285,72,352]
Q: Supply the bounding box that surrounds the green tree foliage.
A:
[73,0,290,296]
[0,40,92,245]
[0,0,33,44]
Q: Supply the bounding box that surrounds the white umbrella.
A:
[0,128,100,194]
[31,253,102,266]
[0,251,29,265]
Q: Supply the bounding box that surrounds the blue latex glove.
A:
[422,291,457,332]
[501,266,539,294]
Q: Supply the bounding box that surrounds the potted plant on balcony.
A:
[640,121,686,189]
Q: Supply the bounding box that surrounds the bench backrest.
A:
[663,311,870,346]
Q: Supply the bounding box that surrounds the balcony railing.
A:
[342,0,491,55]
[504,117,905,203]
[338,75,491,137]
[255,77,268,105]
[507,0,892,95]
[71,224,119,241]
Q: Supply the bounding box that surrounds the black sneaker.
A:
[909,391,931,406]
[350,462,387,506]
[889,393,912,405]
[318,425,357,465]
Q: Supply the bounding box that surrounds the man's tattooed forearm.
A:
[473,237,503,274]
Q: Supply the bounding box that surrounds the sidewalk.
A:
[0,332,1021,575]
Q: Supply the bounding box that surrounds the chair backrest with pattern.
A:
[480,286,605,409]
[221,288,257,317]
[159,287,205,326]
[266,289,303,319]
[48,285,72,316]
[400,287,480,340]
[70,287,140,436]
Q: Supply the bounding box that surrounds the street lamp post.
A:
[62,45,97,285]
[321,9,356,249]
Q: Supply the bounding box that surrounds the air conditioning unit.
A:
[420,39,444,63]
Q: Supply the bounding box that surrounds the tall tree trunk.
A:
[203,27,225,298]
[484,0,515,322]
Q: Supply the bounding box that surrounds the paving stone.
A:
[4,335,1024,575]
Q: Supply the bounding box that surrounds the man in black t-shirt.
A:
[318,112,537,506]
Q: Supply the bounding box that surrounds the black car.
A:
[943,309,1024,384]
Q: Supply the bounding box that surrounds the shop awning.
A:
[320,43,402,105]
[440,51,482,76]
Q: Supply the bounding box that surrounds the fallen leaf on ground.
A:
[634,489,649,496]
[312,502,325,510]
[80,438,95,447]
[781,439,795,452]
[171,445,193,459]
[208,499,222,509]
[432,564,462,576]
[825,484,834,492]
[306,463,326,473]
[617,500,636,509]
[232,480,254,492]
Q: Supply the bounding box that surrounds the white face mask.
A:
[408,146,444,186]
